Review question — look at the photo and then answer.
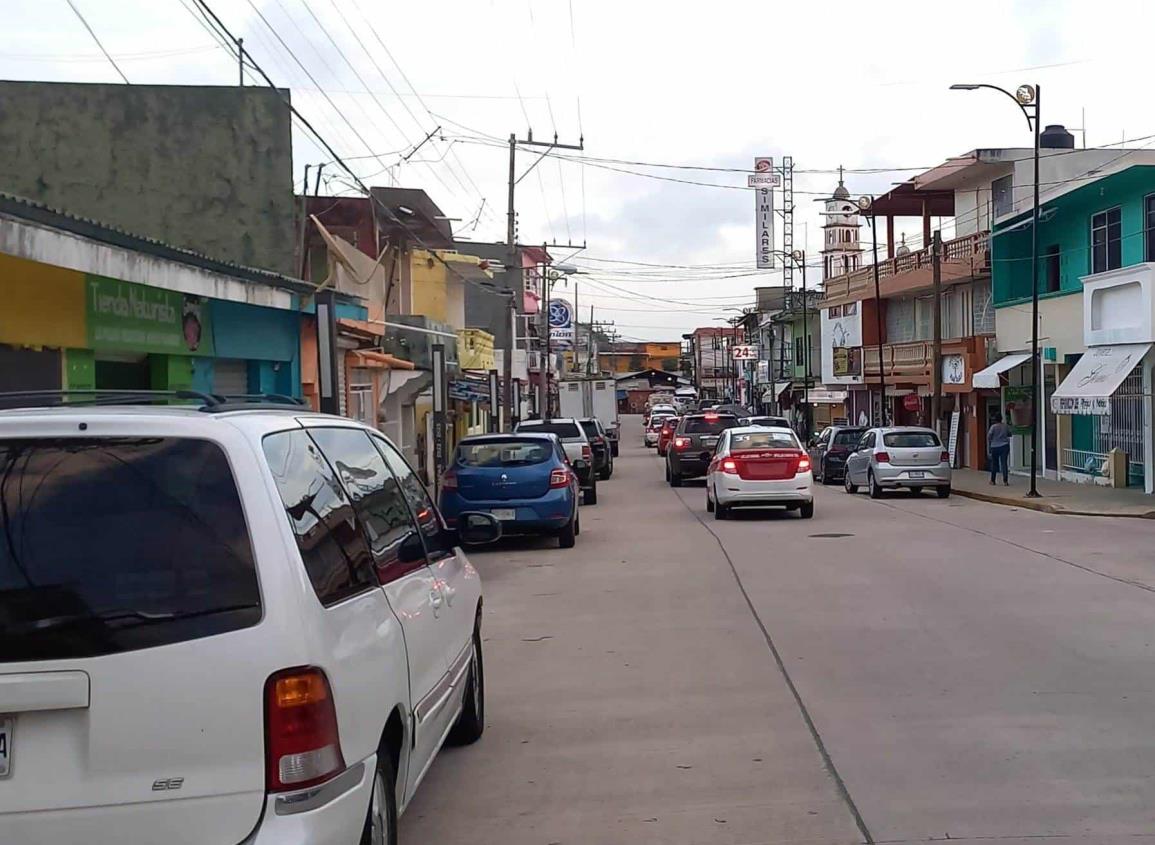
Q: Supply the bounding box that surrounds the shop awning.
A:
[972,353,1031,389]
[1051,343,1151,414]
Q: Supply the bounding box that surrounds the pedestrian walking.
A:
[988,413,1012,486]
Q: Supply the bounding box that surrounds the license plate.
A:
[702,437,718,447]
[491,508,516,521]
[907,471,925,478]
[0,716,11,778]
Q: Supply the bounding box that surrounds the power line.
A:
[63,0,130,84]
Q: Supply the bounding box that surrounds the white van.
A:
[0,399,499,844]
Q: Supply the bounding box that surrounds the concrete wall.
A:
[0,82,296,275]
[995,292,1085,358]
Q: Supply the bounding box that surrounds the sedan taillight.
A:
[549,468,571,488]
[265,668,345,792]
[720,458,739,474]
[796,455,811,474]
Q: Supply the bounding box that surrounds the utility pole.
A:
[931,229,943,432]
[505,129,585,428]
[238,38,245,86]
[800,252,811,438]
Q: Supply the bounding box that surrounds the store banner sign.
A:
[86,276,214,356]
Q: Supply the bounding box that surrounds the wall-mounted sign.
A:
[731,344,757,361]
[903,393,922,412]
[548,298,574,349]
[86,275,214,356]
[832,347,861,377]
[942,353,966,385]
[755,157,775,269]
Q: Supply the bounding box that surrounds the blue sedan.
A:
[439,433,581,548]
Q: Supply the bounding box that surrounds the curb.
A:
[952,487,1155,519]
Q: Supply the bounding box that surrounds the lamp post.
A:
[853,196,888,426]
[951,82,1041,497]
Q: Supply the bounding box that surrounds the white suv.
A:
[0,401,499,844]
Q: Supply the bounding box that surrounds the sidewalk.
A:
[951,468,1155,518]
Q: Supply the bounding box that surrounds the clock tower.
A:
[821,167,864,281]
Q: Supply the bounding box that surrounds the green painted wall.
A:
[64,348,95,390]
[993,165,1155,306]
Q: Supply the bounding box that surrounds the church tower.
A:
[821,167,864,280]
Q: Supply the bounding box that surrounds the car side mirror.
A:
[456,511,503,546]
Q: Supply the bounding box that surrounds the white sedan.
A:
[705,426,815,519]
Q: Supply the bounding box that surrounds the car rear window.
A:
[683,416,738,435]
[746,417,790,428]
[0,437,260,662]
[518,422,581,439]
[458,440,552,467]
[578,421,600,438]
[732,431,799,450]
[883,431,941,448]
[833,429,866,446]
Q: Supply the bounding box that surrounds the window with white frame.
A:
[349,367,375,425]
[1091,207,1122,273]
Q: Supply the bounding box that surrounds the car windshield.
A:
[518,422,582,439]
[883,431,940,448]
[0,437,260,662]
[683,416,738,434]
[833,429,866,446]
[458,440,553,467]
[732,432,798,450]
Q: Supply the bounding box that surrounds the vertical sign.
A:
[488,368,500,432]
[431,344,447,491]
[753,157,777,269]
[316,291,340,415]
[948,409,961,467]
[511,377,522,427]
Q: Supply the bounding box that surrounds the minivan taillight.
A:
[673,436,691,451]
[549,468,571,488]
[265,667,345,792]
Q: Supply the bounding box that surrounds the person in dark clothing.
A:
[988,412,1012,485]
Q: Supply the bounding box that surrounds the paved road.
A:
[402,416,1155,845]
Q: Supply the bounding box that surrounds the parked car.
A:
[843,426,952,498]
[656,415,680,457]
[514,418,598,504]
[739,415,791,429]
[0,398,500,845]
[665,412,740,486]
[441,433,580,548]
[809,425,867,484]
[577,417,614,480]
[644,411,675,447]
[705,426,815,519]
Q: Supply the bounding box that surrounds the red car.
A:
[656,416,680,457]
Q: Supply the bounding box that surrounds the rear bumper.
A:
[643,431,659,445]
[247,758,372,845]
[441,489,576,528]
[668,451,712,478]
[716,473,814,506]
[875,465,952,487]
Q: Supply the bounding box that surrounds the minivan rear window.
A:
[0,438,260,662]
[518,422,581,439]
[883,431,941,448]
[459,440,552,467]
[683,416,738,435]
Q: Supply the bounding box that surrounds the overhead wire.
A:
[63,0,130,84]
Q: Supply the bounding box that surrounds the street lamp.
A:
[854,195,889,426]
[951,81,1041,497]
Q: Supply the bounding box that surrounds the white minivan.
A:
[0,399,499,844]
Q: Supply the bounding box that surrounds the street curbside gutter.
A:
[952,487,1155,519]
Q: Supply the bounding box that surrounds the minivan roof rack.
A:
[0,390,309,413]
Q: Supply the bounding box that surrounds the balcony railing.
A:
[822,231,989,304]
[862,338,981,383]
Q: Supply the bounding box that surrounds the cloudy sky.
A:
[6,0,1155,339]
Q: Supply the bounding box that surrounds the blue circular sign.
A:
[548,299,572,329]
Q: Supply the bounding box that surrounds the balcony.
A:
[822,231,990,306]
[380,315,458,372]
[862,337,984,387]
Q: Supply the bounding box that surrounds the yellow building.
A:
[599,341,683,374]
[457,328,495,371]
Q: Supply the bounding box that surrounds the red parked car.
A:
[656,416,680,457]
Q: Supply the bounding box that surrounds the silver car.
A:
[843,426,952,498]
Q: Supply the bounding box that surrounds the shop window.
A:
[1043,245,1061,292]
[1091,207,1122,273]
